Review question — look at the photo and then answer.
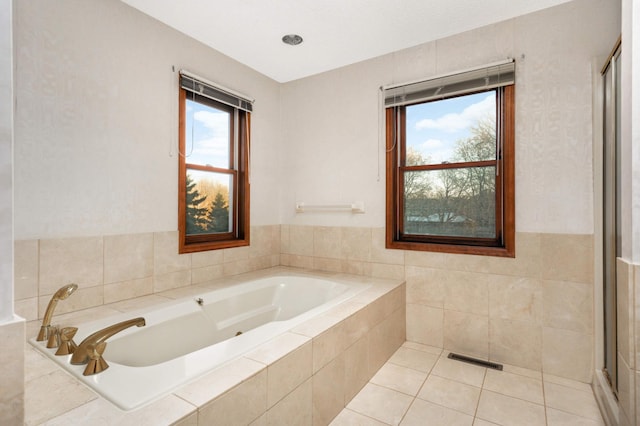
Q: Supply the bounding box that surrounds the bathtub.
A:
[29,274,369,411]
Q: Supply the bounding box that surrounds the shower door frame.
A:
[600,37,621,399]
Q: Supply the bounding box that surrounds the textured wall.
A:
[280,0,619,235]
[11,0,622,397]
[13,0,282,240]
[278,0,619,384]
[0,0,14,323]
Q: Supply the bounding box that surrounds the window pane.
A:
[186,170,233,235]
[185,98,230,168]
[405,91,497,166]
[403,166,496,238]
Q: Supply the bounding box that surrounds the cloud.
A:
[420,138,443,149]
[415,94,494,133]
[192,137,228,157]
[186,109,230,166]
[193,110,229,133]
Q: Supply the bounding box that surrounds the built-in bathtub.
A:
[29,274,369,411]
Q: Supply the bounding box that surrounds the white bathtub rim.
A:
[29,273,372,411]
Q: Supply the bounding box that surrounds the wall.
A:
[13,0,282,240]
[0,0,13,320]
[281,0,618,233]
[279,0,620,383]
[12,0,621,402]
[1,0,24,423]
[12,0,284,320]
[614,0,640,424]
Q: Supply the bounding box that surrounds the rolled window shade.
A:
[180,70,253,113]
[384,60,515,108]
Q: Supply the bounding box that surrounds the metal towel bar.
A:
[295,202,365,214]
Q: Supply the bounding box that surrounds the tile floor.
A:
[331,342,605,426]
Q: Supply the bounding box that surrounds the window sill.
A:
[386,239,515,258]
[179,238,249,254]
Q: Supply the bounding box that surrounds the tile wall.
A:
[615,258,640,426]
[15,224,595,386]
[281,225,595,383]
[14,225,281,322]
[0,317,25,424]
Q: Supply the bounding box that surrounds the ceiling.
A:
[122,0,572,83]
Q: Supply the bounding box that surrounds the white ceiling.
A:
[122,0,572,83]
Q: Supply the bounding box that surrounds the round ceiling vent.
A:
[282,34,303,46]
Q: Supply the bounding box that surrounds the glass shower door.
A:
[602,41,621,395]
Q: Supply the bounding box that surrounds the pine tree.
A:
[207,192,230,233]
[185,174,210,234]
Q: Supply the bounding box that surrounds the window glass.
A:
[403,166,496,238]
[405,92,496,166]
[386,84,514,257]
[185,170,232,235]
[185,98,230,169]
[178,84,250,253]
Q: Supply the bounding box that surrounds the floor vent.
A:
[447,353,503,370]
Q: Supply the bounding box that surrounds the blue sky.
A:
[184,99,230,169]
[184,91,495,171]
[405,90,496,164]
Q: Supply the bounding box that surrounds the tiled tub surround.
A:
[282,225,595,384]
[14,225,282,323]
[29,274,371,411]
[23,267,406,425]
[15,225,598,422]
[16,225,595,385]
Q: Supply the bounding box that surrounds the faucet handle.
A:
[46,326,60,349]
[83,342,109,376]
[55,327,78,356]
[36,325,51,342]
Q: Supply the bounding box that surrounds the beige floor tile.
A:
[543,373,592,392]
[330,408,390,425]
[476,390,546,426]
[482,369,544,405]
[400,399,474,426]
[346,383,413,425]
[543,382,603,422]
[501,363,542,380]
[402,341,443,355]
[473,419,500,426]
[430,355,486,387]
[336,341,608,426]
[371,362,428,396]
[546,407,605,425]
[417,375,481,416]
[388,346,440,373]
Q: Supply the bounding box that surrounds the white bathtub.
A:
[29,274,369,411]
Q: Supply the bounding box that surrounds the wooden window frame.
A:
[385,85,515,257]
[178,89,250,253]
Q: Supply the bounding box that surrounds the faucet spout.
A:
[70,317,146,365]
[37,283,78,341]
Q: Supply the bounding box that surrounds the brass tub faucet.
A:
[55,327,79,356]
[70,317,146,375]
[37,283,78,342]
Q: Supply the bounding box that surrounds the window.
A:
[178,71,252,253]
[385,61,515,257]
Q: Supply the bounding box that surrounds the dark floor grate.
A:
[447,352,503,370]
